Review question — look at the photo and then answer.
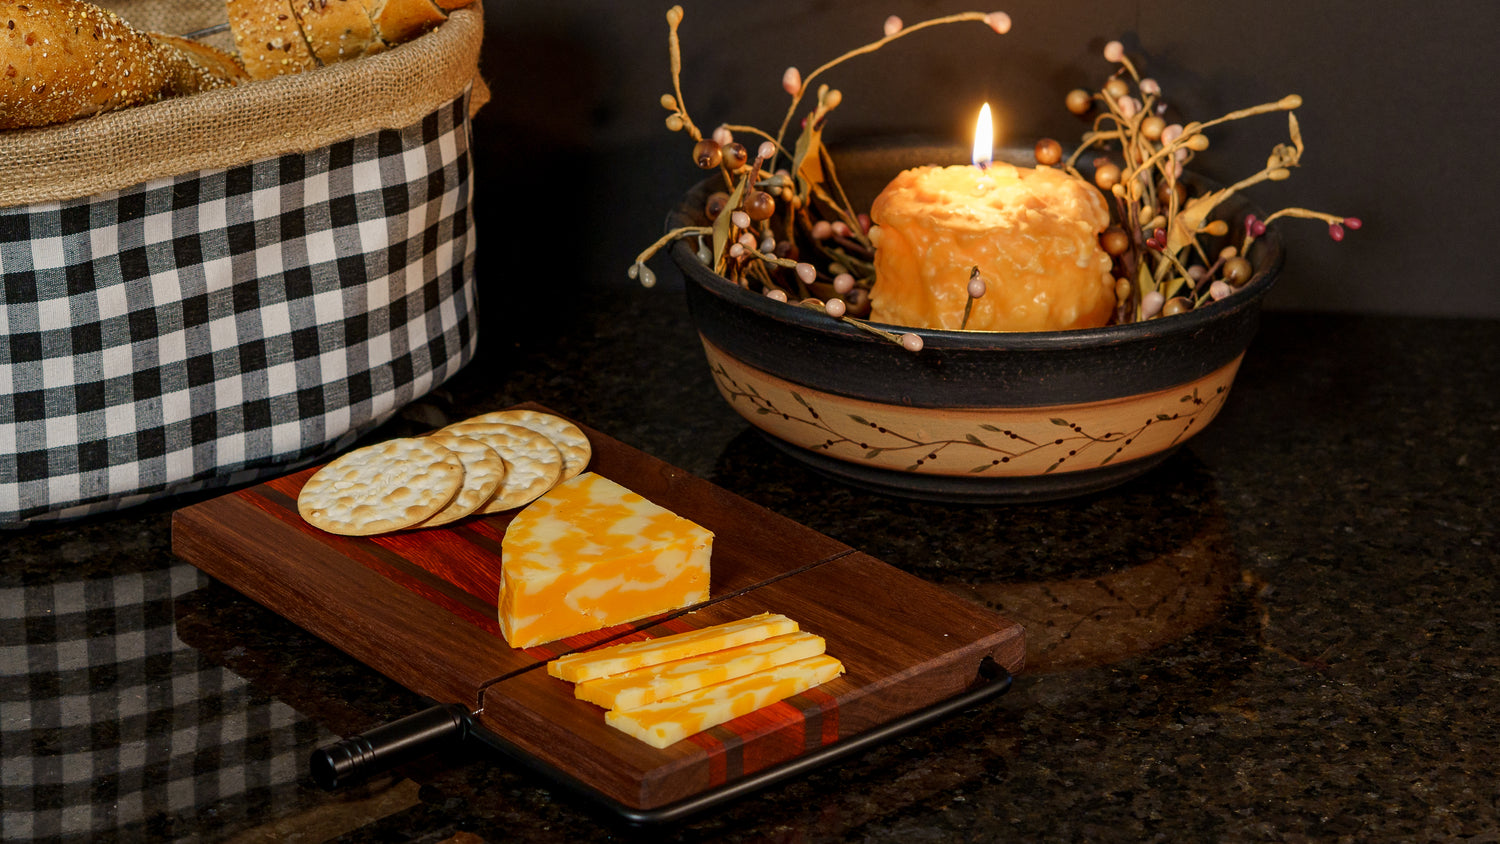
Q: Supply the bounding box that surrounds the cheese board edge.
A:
[469,656,1014,826]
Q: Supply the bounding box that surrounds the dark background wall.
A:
[470,0,1498,319]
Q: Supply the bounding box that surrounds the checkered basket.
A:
[0,5,486,527]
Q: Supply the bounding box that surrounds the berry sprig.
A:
[1053,40,1361,322]
[959,267,988,330]
[632,6,1012,350]
[635,12,1357,343]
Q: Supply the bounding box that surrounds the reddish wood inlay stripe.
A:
[369,527,503,607]
[246,484,501,634]
[801,685,841,747]
[736,702,799,775]
[688,730,729,787]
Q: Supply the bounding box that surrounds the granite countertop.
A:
[4,280,1496,842]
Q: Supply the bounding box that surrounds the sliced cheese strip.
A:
[575,631,826,711]
[548,612,798,683]
[605,654,845,749]
[499,472,712,649]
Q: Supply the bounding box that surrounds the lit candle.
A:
[868,104,1116,332]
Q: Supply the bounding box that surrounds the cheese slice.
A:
[548,612,799,683]
[605,654,845,749]
[575,631,826,711]
[499,472,713,648]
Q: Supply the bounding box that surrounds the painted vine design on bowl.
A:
[708,360,1229,476]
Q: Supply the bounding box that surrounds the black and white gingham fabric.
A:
[0,91,479,526]
[0,563,331,840]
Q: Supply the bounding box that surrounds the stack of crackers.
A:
[296,409,592,536]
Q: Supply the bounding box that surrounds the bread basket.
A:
[0,1,487,526]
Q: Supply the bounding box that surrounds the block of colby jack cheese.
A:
[499,472,713,648]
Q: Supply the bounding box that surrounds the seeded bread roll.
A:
[1,0,170,130]
[0,0,479,128]
[230,0,473,80]
[369,0,447,49]
[226,0,317,79]
[150,31,249,96]
[291,0,380,65]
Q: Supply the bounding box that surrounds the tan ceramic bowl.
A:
[669,144,1284,502]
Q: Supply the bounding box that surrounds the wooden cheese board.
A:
[171,404,1025,821]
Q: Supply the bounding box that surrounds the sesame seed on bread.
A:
[0,0,479,129]
[369,0,447,49]
[226,0,318,79]
[1,0,170,130]
[291,0,380,65]
[151,31,249,96]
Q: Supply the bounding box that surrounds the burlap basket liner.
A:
[0,7,486,525]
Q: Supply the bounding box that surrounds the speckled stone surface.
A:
[3,282,1495,842]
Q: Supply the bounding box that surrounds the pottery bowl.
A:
[668,144,1284,503]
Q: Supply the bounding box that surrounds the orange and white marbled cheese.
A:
[605,654,845,748]
[498,472,712,648]
[549,612,799,683]
[574,631,826,711]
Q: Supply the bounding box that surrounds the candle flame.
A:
[972,103,993,169]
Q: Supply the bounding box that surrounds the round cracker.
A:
[440,422,563,512]
[298,437,464,535]
[460,410,592,481]
[412,434,508,528]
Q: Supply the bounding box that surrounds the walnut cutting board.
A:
[170,404,1025,812]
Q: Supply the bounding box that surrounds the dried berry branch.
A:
[632,6,1010,351]
[772,12,1013,160]
[1062,41,1360,322]
[637,12,1357,344]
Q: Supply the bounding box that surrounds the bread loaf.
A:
[368,0,446,48]
[151,31,248,96]
[226,0,318,78]
[1,0,477,129]
[292,0,380,65]
[1,0,170,130]
[232,0,473,80]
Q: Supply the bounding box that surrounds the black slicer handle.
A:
[310,703,472,790]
